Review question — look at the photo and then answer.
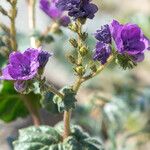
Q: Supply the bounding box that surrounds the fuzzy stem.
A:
[82,55,114,82]
[63,20,83,140]
[27,0,36,47]
[10,0,17,51]
[46,83,64,98]
[25,0,42,126]
[63,110,71,139]
[21,95,41,126]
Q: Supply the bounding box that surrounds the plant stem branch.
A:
[82,55,114,82]
[10,0,17,51]
[63,110,71,139]
[63,20,84,140]
[27,0,36,47]
[46,83,64,98]
[21,95,41,126]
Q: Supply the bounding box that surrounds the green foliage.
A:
[116,54,137,69]
[0,81,41,122]
[53,86,77,112]
[41,92,59,114]
[13,125,104,150]
[0,53,7,68]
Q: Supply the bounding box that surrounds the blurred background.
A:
[0,0,150,150]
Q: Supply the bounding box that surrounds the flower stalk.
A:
[27,0,36,47]
[21,95,41,126]
[63,19,85,139]
[82,55,114,82]
[26,0,42,126]
[9,0,18,51]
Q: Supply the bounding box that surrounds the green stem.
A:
[27,0,36,47]
[63,110,71,139]
[10,0,17,51]
[21,95,41,126]
[63,20,84,140]
[82,55,114,82]
[46,83,64,98]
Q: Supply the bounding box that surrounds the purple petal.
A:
[0,65,14,80]
[132,53,145,62]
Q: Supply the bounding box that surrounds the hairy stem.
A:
[63,110,71,139]
[27,0,36,47]
[46,83,64,98]
[21,95,41,126]
[63,20,84,140]
[82,55,114,82]
[10,0,17,51]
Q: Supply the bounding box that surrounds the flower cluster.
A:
[0,48,51,92]
[93,24,112,64]
[93,20,150,66]
[56,0,98,20]
[40,0,70,27]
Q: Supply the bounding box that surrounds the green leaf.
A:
[41,92,59,114]
[0,81,41,122]
[53,86,77,112]
[13,126,62,150]
[13,125,104,150]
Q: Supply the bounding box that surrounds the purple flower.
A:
[93,42,111,64]
[40,0,71,26]
[40,0,62,20]
[110,20,149,62]
[59,16,71,27]
[93,24,112,64]
[0,48,51,81]
[56,0,98,20]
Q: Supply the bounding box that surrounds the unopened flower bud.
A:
[69,38,78,48]
[14,81,27,93]
[0,6,8,16]
[78,18,87,25]
[79,46,88,56]
[89,62,97,72]
[80,32,88,41]
[68,23,78,32]
[75,66,85,76]
[67,55,76,64]
[59,16,71,27]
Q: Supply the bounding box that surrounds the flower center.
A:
[20,65,30,76]
[123,38,138,51]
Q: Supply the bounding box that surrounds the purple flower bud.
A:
[14,81,27,93]
[38,50,52,68]
[59,16,71,27]
[110,20,149,62]
[93,42,111,64]
[94,24,112,44]
[93,24,112,64]
[56,0,98,20]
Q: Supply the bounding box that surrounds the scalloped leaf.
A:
[13,125,104,150]
[53,86,77,112]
